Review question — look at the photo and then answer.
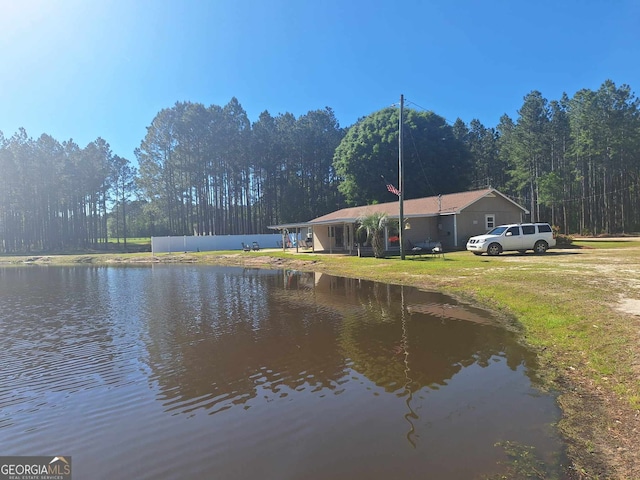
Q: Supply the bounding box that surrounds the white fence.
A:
[151,234,283,254]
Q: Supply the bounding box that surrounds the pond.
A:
[0,265,566,479]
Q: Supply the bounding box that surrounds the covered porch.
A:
[269,213,458,255]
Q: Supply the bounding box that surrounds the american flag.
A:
[386,181,401,196]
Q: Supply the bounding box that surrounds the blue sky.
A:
[1,0,639,160]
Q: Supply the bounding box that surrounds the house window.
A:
[485,214,495,230]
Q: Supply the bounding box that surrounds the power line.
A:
[404,99,457,126]
[350,101,403,126]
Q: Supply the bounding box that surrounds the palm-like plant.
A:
[356,212,389,258]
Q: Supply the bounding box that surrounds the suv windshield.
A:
[486,226,507,235]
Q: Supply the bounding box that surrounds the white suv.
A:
[466,223,556,256]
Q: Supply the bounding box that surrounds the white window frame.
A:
[485,214,495,230]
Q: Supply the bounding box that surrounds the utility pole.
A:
[399,94,405,260]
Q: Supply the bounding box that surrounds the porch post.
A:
[311,227,315,253]
[329,226,333,254]
[453,215,458,248]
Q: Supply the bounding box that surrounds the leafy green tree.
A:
[220,97,251,234]
[452,118,469,144]
[6,84,640,251]
[457,118,504,190]
[508,91,551,222]
[568,81,640,234]
[110,155,137,249]
[547,96,572,230]
[9,129,37,251]
[33,134,65,250]
[78,138,113,248]
[333,107,472,207]
[538,172,563,211]
[285,108,344,221]
[137,99,345,236]
[251,109,345,225]
[0,129,115,253]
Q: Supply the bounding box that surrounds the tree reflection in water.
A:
[142,268,537,425]
[0,266,564,479]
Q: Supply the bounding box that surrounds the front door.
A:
[344,225,352,251]
[334,226,344,248]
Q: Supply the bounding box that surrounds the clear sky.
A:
[1,0,639,160]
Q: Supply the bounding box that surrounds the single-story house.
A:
[269,188,529,253]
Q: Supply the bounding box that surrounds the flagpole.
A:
[399,94,405,260]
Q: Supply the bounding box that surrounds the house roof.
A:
[308,188,527,225]
[268,188,528,230]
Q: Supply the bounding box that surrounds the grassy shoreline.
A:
[3,242,640,478]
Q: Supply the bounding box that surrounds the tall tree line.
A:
[135,98,345,236]
[3,80,640,253]
[454,80,640,234]
[0,130,135,253]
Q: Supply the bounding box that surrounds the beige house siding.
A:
[435,215,457,248]
[314,223,356,253]
[402,217,439,246]
[314,226,331,251]
[457,195,525,246]
[403,216,457,249]
[270,189,528,253]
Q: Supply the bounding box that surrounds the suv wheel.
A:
[533,240,548,254]
[487,243,501,256]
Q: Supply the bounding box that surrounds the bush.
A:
[555,233,574,245]
[552,225,573,245]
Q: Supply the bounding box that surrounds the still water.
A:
[0,266,565,479]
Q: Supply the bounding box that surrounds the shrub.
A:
[552,225,573,245]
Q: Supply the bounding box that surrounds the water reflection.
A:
[269,271,534,392]
[142,268,349,415]
[141,268,541,426]
[0,266,564,479]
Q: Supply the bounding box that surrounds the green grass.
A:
[105,237,151,252]
[573,239,640,249]
[107,237,151,246]
[110,237,151,245]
